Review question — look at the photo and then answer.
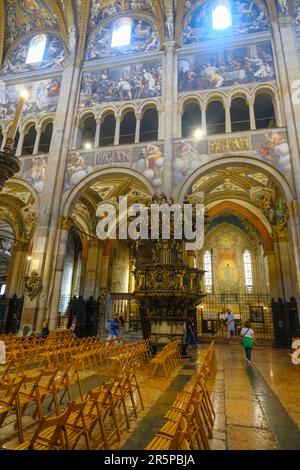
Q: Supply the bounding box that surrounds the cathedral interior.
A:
[0,0,300,452]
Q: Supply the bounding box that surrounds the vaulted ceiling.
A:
[0,0,294,66]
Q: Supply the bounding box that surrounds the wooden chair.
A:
[15,408,69,450]
[62,400,91,450]
[0,378,24,443]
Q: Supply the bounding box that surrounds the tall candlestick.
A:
[4,90,28,154]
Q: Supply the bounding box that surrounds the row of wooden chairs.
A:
[145,341,216,450]
[150,340,182,376]
[13,366,144,450]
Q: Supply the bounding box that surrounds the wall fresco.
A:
[64,143,164,192]
[182,0,269,45]
[21,157,48,193]
[0,78,61,119]
[178,42,275,93]
[173,131,291,186]
[5,1,59,53]
[85,18,159,61]
[1,34,64,76]
[79,62,162,107]
[89,0,154,29]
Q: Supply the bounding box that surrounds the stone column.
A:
[177,109,182,139]
[84,239,102,298]
[225,101,231,133]
[158,110,164,140]
[15,133,25,157]
[135,113,141,143]
[20,59,83,333]
[265,250,280,299]
[6,241,28,297]
[33,127,42,155]
[47,217,71,331]
[201,106,207,134]
[100,255,110,289]
[94,118,102,148]
[163,41,176,197]
[114,116,121,146]
[72,119,82,150]
[248,97,256,130]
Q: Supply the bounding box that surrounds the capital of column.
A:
[96,118,103,125]
[247,97,255,107]
[135,112,142,121]
[163,40,176,53]
[59,216,73,230]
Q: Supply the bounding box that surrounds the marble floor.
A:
[1,343,300,450]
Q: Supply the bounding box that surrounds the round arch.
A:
[175,155,295,203]
[61,167,155,216]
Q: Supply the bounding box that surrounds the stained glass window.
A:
[204,250,213,293]
[26,34,47,64]
[111,18,132,48]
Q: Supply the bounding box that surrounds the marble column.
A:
[6,241,27,298]
[201,107,207,134]
[248,98,256,131]
[20,59,83,334]
[33,127,42,155]
[114,116,121,146]
[72,119,82,150]
[84,239,102,298]
[225,101,231,133]
[265,250,280,299]
[94,118,102,148]
[163,41,176,197]
[135,113,141,144]
[15,133,25,157]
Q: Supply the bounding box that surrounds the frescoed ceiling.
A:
[0,1,296,67]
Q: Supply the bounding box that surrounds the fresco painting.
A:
[64,144,164,192]
[79,62,162,107]
[89,0,153,28]
[85,18,159,61]
[21,157,48,193]
[173,131,291,185]
[183,0,269,45]
[1,34,64,75]
[0,78,61,119]
[179,42,275,92]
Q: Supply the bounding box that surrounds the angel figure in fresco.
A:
[134,20,151,40]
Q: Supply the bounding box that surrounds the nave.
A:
[1,333,299,451]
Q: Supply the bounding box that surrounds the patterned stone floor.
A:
[1,343,300,450]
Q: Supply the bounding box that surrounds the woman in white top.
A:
[240,320,257,364]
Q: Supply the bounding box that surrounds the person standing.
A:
[226,308,235,339]
[241,321,257,365]
[118,315,125,339]
[107,317,118,340]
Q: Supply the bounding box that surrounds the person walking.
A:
[118,315,125,339]
[107,317,118,340]
[226,307,235,339]
[240,320,257,365]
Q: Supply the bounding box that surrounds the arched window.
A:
[111,18,132,48]
[119,111,136,145]
[100,114,116,146]
[81,116,96,149]
[22,125,37,155]
[254,93,276,129]
[243,250,253,292]
[182,102,201,138]
[26,34,47,64]
[204,250,213,293]
[230,98,250,131]
[140,108,158,142]
[206,101,225,135]
[39,122,53,154]
[212,1,232,30]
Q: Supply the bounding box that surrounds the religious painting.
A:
[85,18,159,61]
[173,141,209,185]
[0,78,61,119]
[217,260,240,293]
[22,157,48,193]
[132,143,164,188]
[89,0,153,29]
[1,34,64,76]
[253,131,292,174]
[182,0,269,45]
[249,305,264,323]
[64,153,94,191]
[79,62,162,107]
[178,42,275,93]
[5,0,58,52]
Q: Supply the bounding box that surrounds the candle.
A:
[7,90,29,141]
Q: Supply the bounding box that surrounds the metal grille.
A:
[197,293,273,339]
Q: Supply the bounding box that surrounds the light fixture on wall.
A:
[0,89,29,189]
[84,142,92,150]
[193,128,206,140]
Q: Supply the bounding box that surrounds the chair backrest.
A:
[27,407,70,450]
[0,378,24,406]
